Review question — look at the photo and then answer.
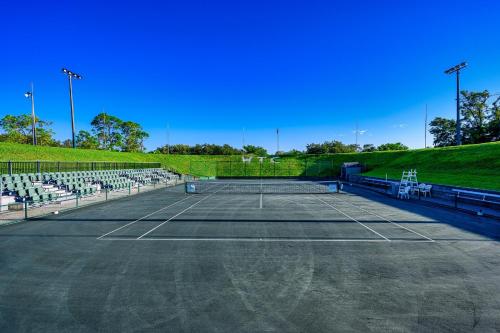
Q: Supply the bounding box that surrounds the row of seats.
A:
[1,168,179,203]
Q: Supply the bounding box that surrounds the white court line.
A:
[99,237,435,243]
[96,195,194,239]
[314,196,390,241]
[328,195,434,242]
[137,189,223,239]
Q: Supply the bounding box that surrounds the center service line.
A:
[314,196,390,241]
[137,187,225,239]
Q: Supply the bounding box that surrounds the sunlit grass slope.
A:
[0,141,498,190]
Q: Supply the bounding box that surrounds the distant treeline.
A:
[151,141,409,156]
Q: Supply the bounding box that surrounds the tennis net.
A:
[185,181,340,194]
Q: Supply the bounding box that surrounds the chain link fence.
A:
[189,157,341,178]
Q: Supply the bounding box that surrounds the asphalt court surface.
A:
[1,182,500,332]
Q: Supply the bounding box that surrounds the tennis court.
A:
[1,180,499,332]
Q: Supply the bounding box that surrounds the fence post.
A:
[57,161,61,172]
[36,161,41,173]
[8,161,12,175]
[304,158,308,177]
[76,193,79,208]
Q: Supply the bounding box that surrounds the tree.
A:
[486,96,500,141]
[306,141,358,154]
[377,142,409,151]
[460,90,490,144]
[76,130,99,149]
[362,144,376,152]
[120,121,149,152]
[60,139,73,148]
[429,117,457,147]
[90,113,123,150]
[170,144,191,154]
[0,114,56,146]
[305,143,326,154]
[243,145,268,156]
[279,149,303,156]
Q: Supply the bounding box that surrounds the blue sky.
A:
[1,0,500,152]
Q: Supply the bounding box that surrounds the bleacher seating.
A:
[1,168,179,205]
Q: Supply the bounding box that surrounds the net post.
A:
[105,186,108,201]
[128,182,131,195]
[76,192,79,208]
[336,180,340,193]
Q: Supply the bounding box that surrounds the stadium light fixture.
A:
[61,68,83,148]
[444,61,467,145]
[24,83,37,145]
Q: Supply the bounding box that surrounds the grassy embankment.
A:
[0,141,499,191]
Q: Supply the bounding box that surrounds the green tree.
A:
[76,130,99,149]
[120,121,149,152]
[377,142,409,151]
[0,114,56,146]
[243,145,268,156]
[90,113,123,150]
[429,117,456,147]
[362,144,376,152]
[305,143,326,154]
[60,139,73,148]
[460,90,490,144]
[487,96,500,141]
[170,144,191,154]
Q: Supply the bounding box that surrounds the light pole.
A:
[444,62,467,145]
[24,82,36,145]
[61,68,82,148]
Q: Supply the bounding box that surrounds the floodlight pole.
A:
[444,62,467,146]
[62,68,82,148]
[455,70,461,145]
[25,83,37,145]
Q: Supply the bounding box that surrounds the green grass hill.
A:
[0,141,499,191]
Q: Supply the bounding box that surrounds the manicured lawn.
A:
[0,141,498,191]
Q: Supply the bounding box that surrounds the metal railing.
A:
[0,161,162,175]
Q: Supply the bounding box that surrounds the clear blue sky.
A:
[2,0,500,152]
